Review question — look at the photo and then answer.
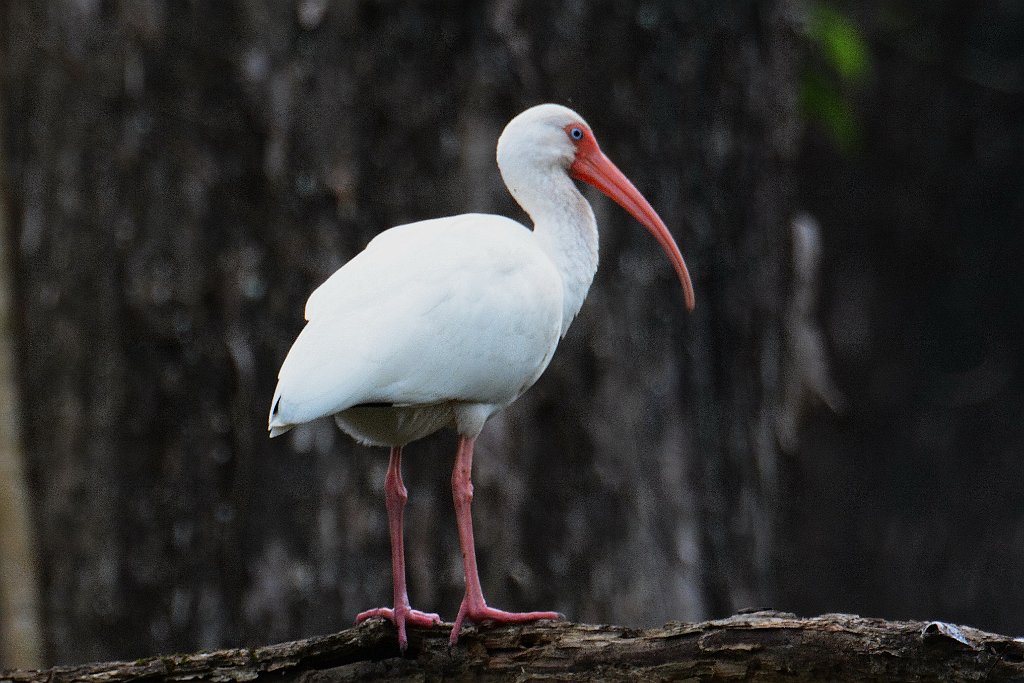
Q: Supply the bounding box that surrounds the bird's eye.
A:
[569,127,584,141]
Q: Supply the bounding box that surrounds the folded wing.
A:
[269,214,564,434]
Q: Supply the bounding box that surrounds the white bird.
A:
[269,103,694,651]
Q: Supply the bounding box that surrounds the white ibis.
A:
[268,103,695,651]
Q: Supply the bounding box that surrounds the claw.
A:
[357,606,442,651]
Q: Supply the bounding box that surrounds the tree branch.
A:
[3,612,1022,682]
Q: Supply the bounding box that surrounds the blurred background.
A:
[1,0,1021,668]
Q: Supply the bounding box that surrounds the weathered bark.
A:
[3,613,1022,682]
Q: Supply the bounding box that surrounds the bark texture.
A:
[4,613,1023,682]
[1,1,801,665]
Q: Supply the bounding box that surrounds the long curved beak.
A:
[571,141,695,312]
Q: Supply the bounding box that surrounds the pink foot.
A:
[356,605,442,651]
[447,437,563,646]
[449,598,562,645]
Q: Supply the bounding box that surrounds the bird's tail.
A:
[269,424,293,438]
[268,394,293,438]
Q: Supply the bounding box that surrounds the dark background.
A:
[0,0,1021,667]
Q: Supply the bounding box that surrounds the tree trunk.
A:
[0,76,43,669]
[3,613,1022,682]
[1,1,801,664]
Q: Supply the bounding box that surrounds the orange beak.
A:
[570,134,695,312]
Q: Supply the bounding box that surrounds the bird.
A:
[268,103,695,651]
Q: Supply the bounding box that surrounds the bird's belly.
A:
[333,403,457,447]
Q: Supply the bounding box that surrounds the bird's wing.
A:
[270,214,564,430]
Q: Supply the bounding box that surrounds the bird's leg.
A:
[355,446,440,651]
[449,435,561,645]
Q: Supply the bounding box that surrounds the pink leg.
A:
[449,435,561,645]
[355,446,440,651]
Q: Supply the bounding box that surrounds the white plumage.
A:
[269,213,564,444]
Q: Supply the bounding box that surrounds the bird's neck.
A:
[517,173,600,337]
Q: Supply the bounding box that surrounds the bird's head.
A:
[497,103,589,174]
[497,104,695,312]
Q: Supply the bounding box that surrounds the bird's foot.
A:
[449,597,562,645]
[356,605,442,652]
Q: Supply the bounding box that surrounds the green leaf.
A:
[810,4,870,83]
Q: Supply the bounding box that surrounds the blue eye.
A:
[569,127,583,141]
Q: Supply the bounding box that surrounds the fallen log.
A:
[3,612,1023,682]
